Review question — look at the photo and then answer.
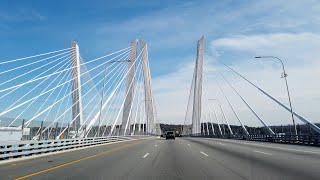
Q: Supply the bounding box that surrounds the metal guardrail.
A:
[0,136,146,160]
[189,134,320,147]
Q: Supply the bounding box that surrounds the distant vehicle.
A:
[160,134,165,138]
[166,131,175,140]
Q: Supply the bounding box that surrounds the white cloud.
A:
[211,33,320,65]
[0,9,46,22]
[153,60,195,124]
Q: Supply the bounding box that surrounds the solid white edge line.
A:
[218,142,226,146]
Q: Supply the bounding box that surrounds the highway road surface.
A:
[1,137,320,179]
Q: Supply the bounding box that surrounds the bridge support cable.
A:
[73,83,113,137]
[96,61,130,136]
[211,103,223,136]
[7,56,72,127]
[0,48,131,94]
[200,101,209,135]
[202,63,228,136]
[96,61,110,137]
[51,78,103,136]
[182,66,196,135]
[56,60,128,139]
[45,59,77,134]
[204,77,233,136]
[106,82,126,136]
[3,54,72,114]
[84,60,136,137]
[34,60,73,122]
[79,51,133,136]
[96,61,131,137]
[140,101,147,135]
[130,64,145,135]
[0,51,70,82]
[85,46,145,137]
[206,114,210,135]
[202,71,221,136]
[0,52,70,91]
[19,50,131,129]
[73,56,129,137]
[132,79,144,135]
[100,69,128,137]
[79,46,130,66]
[1,54,73,104]
[40,53,129,138]
[218,102,234,135]
[212,75,249,135]
[0,47,73,65]
[47,80,72,137]
[9,65,72,128]
[214,58,320,134]
[218,72,275,135]
[34,74,72,139]
[203,104,215,135]
[81,54,130,137]
[33,67,73,138]
[101,82,126,136]
[123,63,142,135]
[123,57,144,136]
[18,66,71,125]
[108,49,144,136]
[1,41,158,140]
[200,68,233,135]
[0,43,134,140]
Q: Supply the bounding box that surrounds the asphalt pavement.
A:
[1,137,320,180]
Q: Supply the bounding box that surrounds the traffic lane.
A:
[14,137,159,180]
[185,138,320,180]
[206,138,320,157]
[0,138,152,180]
[210,137,320,170]
[187,138,320,179]
[128,138,245,180]
[202,137,320,170]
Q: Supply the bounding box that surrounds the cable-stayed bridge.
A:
[0,37,320,180]
[0,39,159,140]
[183,36,320,139]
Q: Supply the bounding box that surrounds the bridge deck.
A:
[0,137,320,179]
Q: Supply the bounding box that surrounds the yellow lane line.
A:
[14,141,141,180]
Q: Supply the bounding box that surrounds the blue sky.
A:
[0,0,320,125]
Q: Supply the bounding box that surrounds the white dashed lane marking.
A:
[143,153,149,158]
[200,151,209,157]
[253,150,272,156]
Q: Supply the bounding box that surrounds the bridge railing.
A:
[189,134,320,147]
[0,135,147,161]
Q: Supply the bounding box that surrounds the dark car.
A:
[166,131,175,140]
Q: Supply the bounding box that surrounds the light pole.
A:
[97,59,130,137]
[255,56,297,136]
